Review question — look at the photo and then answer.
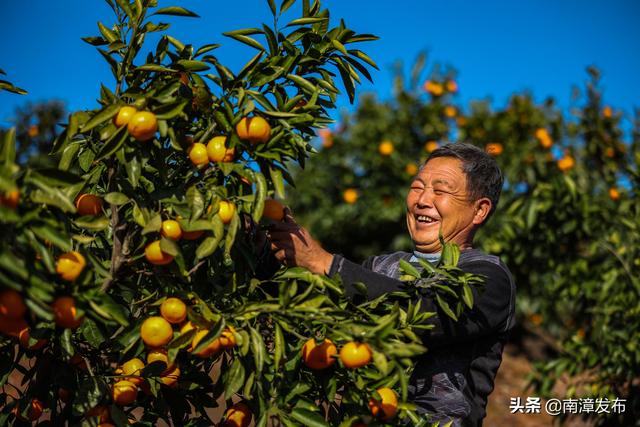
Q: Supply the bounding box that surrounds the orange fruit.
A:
[343,189,358,205]
[609,188,620,200]
[219,327,237,349]
[557,156,575,172]
[0,288,26,318]
[605,147,615,158]
[218,200,236,224]
[56,251,86,281]
[0,316,28,337]
[263,199,285,221]
[207,136,235,162]
[603,106,613,118]
[368,387,398,420]
[0,189,20,209]
[423,80,444,96]
[13,398,43,422]
[188,143,209,167]
[191,330,222,358]
[445,80,458,93]
[28,125,39,137]
[236,116,271,145]
[485,142,503,156]
[405,162,419,176]
[182,229,204,240]
[112,380,138,405]
[534,128,553,148]
[19,327,48,350]
[52,296,84,329]
[161,219,182,240]
[443,105,457,118]
[75,193,103,216]
[179,320,196,335]
[319,128,334,148]
[160,365,181,387]
[301,338,337,370]
[222,402,252,427]
[378,140,394,156]
[147,348,176,372]
[530,313,543,326]
[87,405,110,421]
[144,240,174,265]
[140,316,173,347]
[160,297,187,324]
[119,358,145,385]
[339,342,372,369]
[127,111,158,141]
[424,140,439,153]
[114,106,138,127]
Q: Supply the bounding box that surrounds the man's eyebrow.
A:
[432,178,454,189]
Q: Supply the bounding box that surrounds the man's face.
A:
[406,157,483,253]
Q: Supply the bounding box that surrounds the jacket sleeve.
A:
[328,255,515,347]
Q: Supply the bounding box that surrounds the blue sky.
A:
[1,0,639,129]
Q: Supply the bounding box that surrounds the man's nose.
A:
[416,187,435,207]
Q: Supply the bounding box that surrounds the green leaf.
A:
[462,283,474,309]
[154,100,189,120]
[224,33,266,51]
[0,80,27,95]
[435,293,457,321]
[399,259,421,278]
[195,43,221,57]
[281,0,297,13]
[152,6,199,17]
[104,192,129,205]
[290,409,330,427]
[176,60,210,72]
[1,128,16,165]
[286,17,328,27]
[195,234,223,260]
[142,214,162,235]
[223,358,246,397]
[286,73,316,94]
[136,64,177,73]
[96,126,128,161]
[274,322,284,372]
[249,326,266,375]
[80,104,120,133]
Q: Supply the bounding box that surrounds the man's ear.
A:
[472,197,492,225]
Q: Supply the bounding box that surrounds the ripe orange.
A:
[534,128,553,148]
[557,156,575,172]
[140,316,173,347]
[19,327,48,350]
[339,342,372,369]
[445,80,458,93]
[368,387,398,420]
[603,106,613,118]
[0,189,20,209]
[56,251,86,281]
[13,398,43,422]
[263,199,285,221]
[443,105,457,118]
[160,365,180,387]
[0,316,28,338]
[605,147,615,158]
[378,140,394,156]
[0,288,26,318]
[147,348,176,372]
[161,219,182,240]
[485,142,503,156]
[301,338,337,370]
[424,80,444,96]
[424,140,439,153]
[206,136,235,162]
[87,405,110,422]
[127,111,158,141]
[52,296,84,329]
[188,143,209,167]
[236,116,271,145]
[222,402,252,427]
[218,200,236,224]
[219,327,237,349]
[112,380,138,405]
[609,188,620,200]
[28,125,39,137]
[160,297,187,324]
[319,128,334,148]
[75,193,103,216]
[119,358,145,385]
[113,106,138,127]
[191,329,223,358]
[405,162,419,176]
[343,189,358,205]
[179,320,196,335]
[144,240,174,265]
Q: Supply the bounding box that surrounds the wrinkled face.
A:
[406,157,487,253]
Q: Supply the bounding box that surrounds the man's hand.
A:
[266,208,334,275]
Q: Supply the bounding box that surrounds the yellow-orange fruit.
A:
[236,116,271,145]
[144,240,174,265]
[75,193,103,216]
[339,342,372,369]
[218,200,236,224]
[127,111,158,141]
[0,189,20,209]
[207,136,235,162]
[0,288,26,318]
[301,338,337,370]
[114,106,138,127]
[56,251,86,281]
[52,296,84,329]
[263,199,285,221]
[343,188,358,205]
[222,402,253,427]
[368,387,398,420]
[140,316,173,347]
[161,220,183,240]
[112,380,138,405]
[160,297,187,324]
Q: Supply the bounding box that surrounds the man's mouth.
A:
[415,214,439,225]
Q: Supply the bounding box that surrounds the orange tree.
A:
[0,2,483,427]
[289,58,640,425]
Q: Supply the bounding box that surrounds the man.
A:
[266,142,516,426]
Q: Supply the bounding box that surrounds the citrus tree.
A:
[289,57,640,425]
[0,1,448,426]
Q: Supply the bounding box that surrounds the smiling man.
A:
[267,142,516,426]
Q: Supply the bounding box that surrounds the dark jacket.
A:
[328,249,516,426]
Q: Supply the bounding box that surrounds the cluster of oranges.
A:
[300,337,398,420]
[423,79,458,97]
[113,105,158,141]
